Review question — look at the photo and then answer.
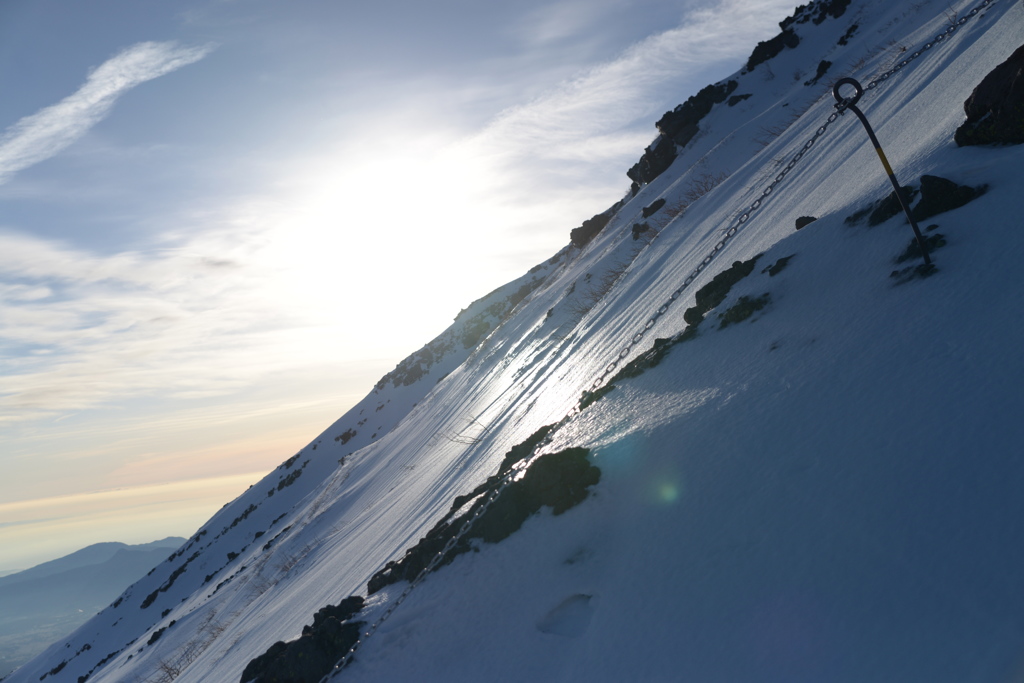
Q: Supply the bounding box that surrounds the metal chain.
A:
[321,2,998,678]
[865,0,994,91]
[589,109,841,390]
[589,0,996,391]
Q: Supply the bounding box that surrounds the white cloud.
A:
[0,227,285,419]
[0,0,799,424]
[0,283,51,302]
[514,0,628,47]
[478,0,798,170]
[0,41,212,184]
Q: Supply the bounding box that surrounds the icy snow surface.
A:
[10,0,1024,681]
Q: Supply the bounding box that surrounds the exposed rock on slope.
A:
[239,597,364,683]
[627,0,852,189]
[569,210,615,248]
[627,81,739,187]
[955,42,1024,146]
[366,446,599,594]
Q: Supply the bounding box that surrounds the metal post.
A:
[832,77,933,268]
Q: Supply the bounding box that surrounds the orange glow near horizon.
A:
[0,472,267,572]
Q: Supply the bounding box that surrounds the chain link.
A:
[321,2,998,678]
[589,108,841,390]
[588,0,995,391]
[865,0,994,90]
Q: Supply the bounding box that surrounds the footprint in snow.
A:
[536,593,596,637]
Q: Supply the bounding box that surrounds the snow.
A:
[9,1,1024,681]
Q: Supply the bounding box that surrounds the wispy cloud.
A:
[0,204,402,423]
[477,0,797,172]
[514,0,629,47]
[0,0,797,423]
[0,41,212,184]
[0,225,284,419]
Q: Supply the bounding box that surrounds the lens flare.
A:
[655,480,680,504]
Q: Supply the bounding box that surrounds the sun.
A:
[241,128,517,363]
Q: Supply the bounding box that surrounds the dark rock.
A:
[763,255,795,277]
[847,175,985,227]
[627,135,677,187]
[868,188,910,226]
[682,256,762,326]
[334,428,356,444]
[240,596,364,683]
[910,175,987,222]
[781,0,852,29]
[730,0,846,101]
[459,318,490,349]
[376,337,454,389]
[641,198,666,218]
[746,29,799,72]
[794,216,817,230]
[955,43,1024,146]
[895,233,947,264]
[570,210,615,248]
[608,329,698,384]
[719,293,771,328]
[367,447,599,595]
[844,185,917,227]
[241,642,287,683]
[301,597,365,637]
[837,23,859,46]
[804,59,832,86]
[631,222,651,240]
[579,383,617,411]
[728,93,753,107]
[497,423,557,476]
[628,81,739,186]
[655,81,738,144]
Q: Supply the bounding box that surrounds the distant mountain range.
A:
[0,538,185,679]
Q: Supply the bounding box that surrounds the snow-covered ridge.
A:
[9,0,1024,681]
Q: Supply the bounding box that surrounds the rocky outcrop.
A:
[805,59,832,86]
[240,597,364,683]
[641,198,666,218]
[625,0,853,189]
[626,135,678,188]
[682,256,763,326]
[627,81,738,187]
[780,0,852,29]
[747,0,852,73]
[746,29,801,71]
[955,43,1024,147]
[570,209,615,248]
[844,175,986,227]
[654,81,739,146]
[910,175,987,222]
[367,446,599,594]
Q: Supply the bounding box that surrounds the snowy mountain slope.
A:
[9,0,1024,681]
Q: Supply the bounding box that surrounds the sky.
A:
[0,0,799,572]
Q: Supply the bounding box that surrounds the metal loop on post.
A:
[832,77,933,268]
[833,77,864,110]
